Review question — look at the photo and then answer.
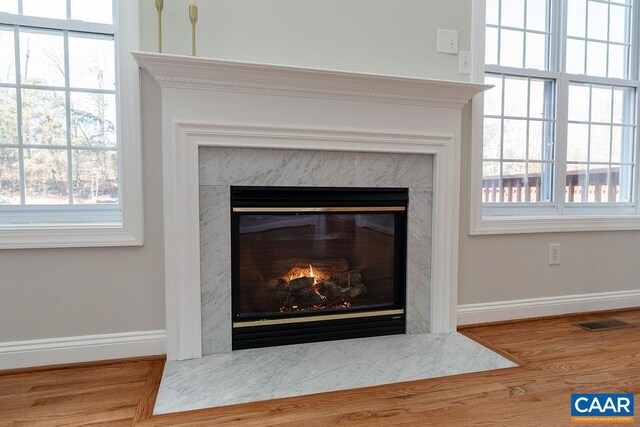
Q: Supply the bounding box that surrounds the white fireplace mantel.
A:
[134,52,488,361]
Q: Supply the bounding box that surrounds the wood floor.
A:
[2,309,640,426]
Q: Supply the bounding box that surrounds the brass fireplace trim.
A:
[233,309,405,328]
[232,206,406,213]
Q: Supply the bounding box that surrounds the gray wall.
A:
[2,0,638,344]
[139,0,472,81]
[0,74,166,342]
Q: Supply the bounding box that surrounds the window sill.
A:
[0,224,144,249]
[470,214,640,235]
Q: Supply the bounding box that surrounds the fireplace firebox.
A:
[231,187,407,350]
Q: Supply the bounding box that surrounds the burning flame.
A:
[309,264,326,299]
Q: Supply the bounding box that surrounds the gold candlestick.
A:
[155,0,164,53]
[189,4,198,56]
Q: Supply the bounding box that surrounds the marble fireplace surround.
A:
[133,52,489,361]
[199,148,434,355]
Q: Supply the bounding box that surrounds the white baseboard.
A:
[0,330,166,370]
[457,290,640,326]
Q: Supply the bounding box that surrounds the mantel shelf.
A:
[133,51,489,109]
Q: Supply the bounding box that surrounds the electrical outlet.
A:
[549,243,561,265]
[459,50,472,74]
[437,29,459,54]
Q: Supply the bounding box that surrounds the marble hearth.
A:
[154,332,516,414]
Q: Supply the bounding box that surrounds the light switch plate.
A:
[437,29,459,54]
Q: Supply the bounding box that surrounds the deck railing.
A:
[483,167,620,203]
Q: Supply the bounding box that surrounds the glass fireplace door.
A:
[230,187,407,349]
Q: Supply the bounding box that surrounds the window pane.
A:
[567,123,589,162]
[566,163,588,203]
[503,77,528,117]
[484,75,503,116]
[586,41,607,77]
[483,161,501,203]
[486,0,499,26]
[567,0,587,37]
[22,0,66,19]
[591,86,612,124]
[609,4,629,43]
[525,33,546,70]
[0,27,15,84]
[618,164,634,202]
[608,44,627,79]
[500,29,524,68]
[23,148,68,204]
[566,39,585,74]
[586,165,609,202]
[503,119,527,160]
[529,79,549,119]
[485,27,499,65]
[611,126,622,162]
[568,84,590,122]
[528,121,543,160]
[22,89,67,146]
[0,88,18,145]
[0,0,18,14]
[70,92,117,147]
[19,30,65,87]
[483,118,502,159]
[590,125,611,163]
[70,0,113,24]
[527,162,552,202]
[68,34,115,90]
[587,1,609,41]
[619,126,635,163]
[502,0,525,28]
[612,87,634,125]
[502,162,526,202]
[526,0,548,31]
[72,149,118,204]
[0,147,20,205]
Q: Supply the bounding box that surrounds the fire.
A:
[308,264,326,299]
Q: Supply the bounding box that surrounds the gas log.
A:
[264,258,367,311]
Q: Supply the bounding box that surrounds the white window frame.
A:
[470,0,640,235]
[0,0,143,249]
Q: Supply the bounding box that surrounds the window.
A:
[0,1,143,248]
[480,0,639,220]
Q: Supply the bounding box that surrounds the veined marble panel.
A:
[199,147,434,355]
[199,148,433,188]
[200,186,232,355]
[199,148,358,187]
[354,152,433,187]
[406,188,433,334]
[154,332,516,414]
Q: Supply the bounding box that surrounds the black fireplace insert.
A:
[231,186,407,350]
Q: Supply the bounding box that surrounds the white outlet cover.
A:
[458,50,472,74]
[549,243,562,265]
[437,29,459,54]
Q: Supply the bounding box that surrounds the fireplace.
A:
[231,187,407,349]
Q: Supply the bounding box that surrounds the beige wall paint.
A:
[139,0,472,81]
[0,74,166,342]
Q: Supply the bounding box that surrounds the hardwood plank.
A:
[2,309,640,426]
[133,357,166,424]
